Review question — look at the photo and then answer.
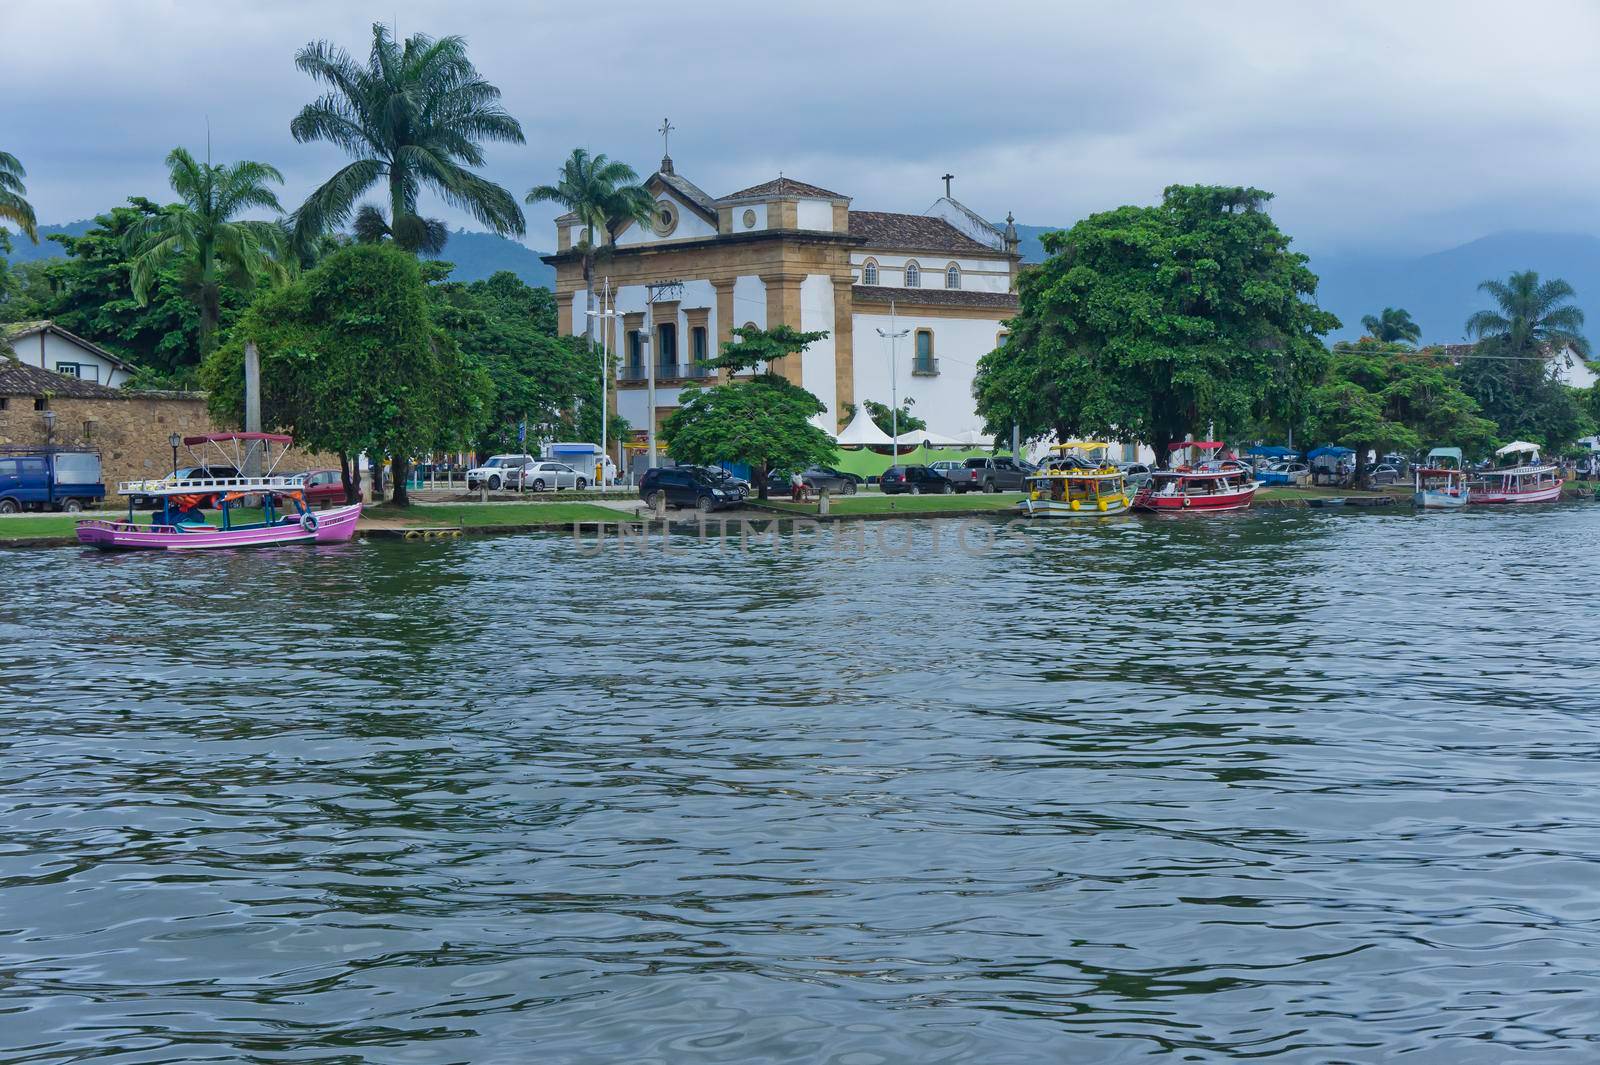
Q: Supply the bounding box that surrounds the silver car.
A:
[512,460,586,491]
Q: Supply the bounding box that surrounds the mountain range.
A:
[11,220,1599,346]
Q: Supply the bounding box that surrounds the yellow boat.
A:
[1017,442,1132,518]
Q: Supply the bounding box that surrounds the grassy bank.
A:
[760,492,1024,516]
[384,502,627,526]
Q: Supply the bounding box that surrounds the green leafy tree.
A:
[1458,270,1592,450]
[663,325,836,498]
[202,243,491,505]
[11,199,242,383]
[289,23,526,251]
[427,268,612,455]
[1311,340,1497,485]
[0,151,38,243]
[1360,307,1421,344]
[124,147,290,357]
[974,185,1338,466]
[526,149,654,347]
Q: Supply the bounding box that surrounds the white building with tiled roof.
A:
[2,321,136,388]
[543,154,1021,459]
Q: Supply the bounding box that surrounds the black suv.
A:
[639,467,741,512]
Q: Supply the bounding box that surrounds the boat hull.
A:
[1017,498,1131,518]
[1468,481,1563,505]
[1132,483,1258,513]
[1413,489,1470,509]
[77,503,363,551]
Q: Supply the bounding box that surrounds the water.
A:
[2,508,1598,1063]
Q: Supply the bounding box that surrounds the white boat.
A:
[1412,447,1470,509]
[1470,441,1564,505]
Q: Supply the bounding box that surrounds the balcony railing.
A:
[620,363,648,382]
[912,357,940,377]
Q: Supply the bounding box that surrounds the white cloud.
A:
[5,0,1598,254]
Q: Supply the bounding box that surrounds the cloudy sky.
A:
[5,0,1597,256]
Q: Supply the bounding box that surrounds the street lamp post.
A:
[169,433,181,477]
[586,278,618,485]
[876,300,909,467]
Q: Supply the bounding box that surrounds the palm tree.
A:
[290,23,525,252]
[351,204,449,254]
[526,149,655,346]
[1466,270,1589,357]
[1360,306,1421,345]
[125,147,290,356]
[0,151,38,243]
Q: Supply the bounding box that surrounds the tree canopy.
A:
[663,325,836,497]
[1360,306,1421,344]
[974,185,1338,465]
[289,23,526,250]
[1310,341,1497,480]
[201,243,491,504]
[124,147,291,356]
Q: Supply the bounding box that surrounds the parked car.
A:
[765,467,860,496]
[880,464,954,495]
[0,450,106,513]
[639,467,741,512]
[1366,463,1401,486]
[511,460,587,491]
[294,469,347,506]
[466,454,537,491]
[682,465,749,499]
[946,455,1033,493]
[927,460,964,479]
[1118,462,1154,488]
[128,464,240,508]
[1256,462,1310,486]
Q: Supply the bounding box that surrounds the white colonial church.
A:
[542,147,1021,457]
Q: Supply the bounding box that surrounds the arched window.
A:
[945,264,960,290]
[862,260,878,286]
[904,261,920,288]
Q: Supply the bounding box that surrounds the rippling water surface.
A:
[3,508,1599,1063]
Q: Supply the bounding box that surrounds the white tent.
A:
[833,407,896,447]
[1495,440,1541,457]
[952,428,996,447]
[894,428,967,448]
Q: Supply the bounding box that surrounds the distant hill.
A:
[425,229,555,288]
[5,220,556,289]
[1006,223,1600,345]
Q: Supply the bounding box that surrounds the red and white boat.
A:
[1132,442,1259,513]
[76,432,363,551]
[1469,441,1563,505]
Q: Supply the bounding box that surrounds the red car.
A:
[298,469,348,506]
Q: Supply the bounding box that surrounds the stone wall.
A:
[0,392,336,488]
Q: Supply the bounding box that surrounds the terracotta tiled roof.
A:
[848,211,999,255]
[721,177,849,202]
[0,357,125,398]
[852,285,1019,311]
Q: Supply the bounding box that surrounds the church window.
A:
[905,261,920,288]
[657,323,678,374]
[862,260,878,286]
[945,264,960,289]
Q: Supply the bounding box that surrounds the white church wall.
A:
[614,192,719,247]
[799,275,838,427]
[850,311,1008,437]
[732,275,767,330]
[796,199,834,231]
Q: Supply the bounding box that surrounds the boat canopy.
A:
[1307,445,1354,459]
[1171,440,1224,451]
[1246,445,1295,457]
[1054,440,1111,452]
[182,432,293,446]
[1427,446,1464,462]
[1495,440,1541,457]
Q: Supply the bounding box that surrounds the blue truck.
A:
[0,449,106,513]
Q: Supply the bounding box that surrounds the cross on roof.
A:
[659,117,674,158]
[942,173,954,198]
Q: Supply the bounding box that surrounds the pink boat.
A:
[76,432,364,552]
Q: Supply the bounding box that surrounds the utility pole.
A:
[586,278,617,483]
[876,300,909,467]
[643,280,682,470]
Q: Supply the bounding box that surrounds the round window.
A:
[742,209,757,229]
[652,200,678,236]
